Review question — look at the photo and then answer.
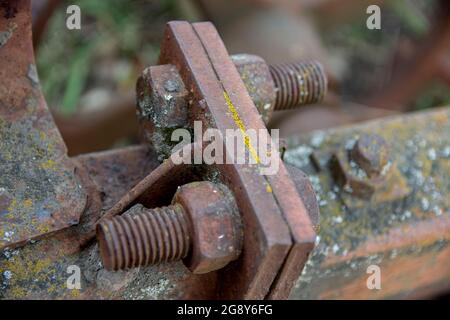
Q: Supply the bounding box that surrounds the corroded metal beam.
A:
[285,107,450,299]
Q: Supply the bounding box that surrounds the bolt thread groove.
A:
[97,204,191,271]
[269,61,327,110]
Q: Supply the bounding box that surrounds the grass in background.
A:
[37,0,180,115]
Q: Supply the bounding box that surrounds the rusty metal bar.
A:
[285,107,450,299]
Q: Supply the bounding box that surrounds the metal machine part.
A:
[136,54,326,158]
[104,20,322,299]
[285,107,450,299]
[0,1,449,300]
[97,181,243,274]
[0,0,87,250]
[2,108,448,300]
[0,3,322,300]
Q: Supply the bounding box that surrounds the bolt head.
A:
[351,133,389,177]
[173,181,243,274]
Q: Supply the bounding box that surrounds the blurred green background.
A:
[36,0,450,116]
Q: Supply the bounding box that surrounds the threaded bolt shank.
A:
[97,204,191,271]
[269,61,327,110]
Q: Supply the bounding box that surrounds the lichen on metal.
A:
[0,146,215,299]
[284,107,450,299]
[0,0,86,249]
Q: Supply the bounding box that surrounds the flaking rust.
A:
[285,107,450,299]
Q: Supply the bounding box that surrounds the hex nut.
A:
[231,54,276,124]
[172,181,243,274]
[350,133,389,177]
[329,133,411,204]
[331,150,388,200]
[136,64,189,159]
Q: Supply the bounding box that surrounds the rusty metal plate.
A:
[158,21,315,299]
[0,0,86,249]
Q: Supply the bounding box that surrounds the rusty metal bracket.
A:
[91,21,324,299]
[153,21,317,299]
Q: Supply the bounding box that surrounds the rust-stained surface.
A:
[0,146,217,299]
[158,21,316,299]
[269,61,327,112]
[97,181,243,274]
[231,54,276,123]
[99,143,204,224]
[0,0,86,250]
[329,132,411,208]
[1,7,447,300]
[97,203,192,271]
[1,108,449,299]
[136,64,189,160]
[285,107,450,299]
[172,182,243,274]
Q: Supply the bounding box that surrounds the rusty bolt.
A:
[136,64,189,159]
[269,60,327,111]
[96,181,243,274]
[350,133,390,178]
[137,55,327,160]
[330,133,396,200]
[137,55,328,146]
[232,54,327,122]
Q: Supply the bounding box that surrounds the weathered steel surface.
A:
[329,133,411,208]
[0,0,86,250]
[171,182,243,274]
[136,54,327,155]
[97,181,243,274]
[284,107,450,299]
[0,146,217,299]
[1,107,448,299]
[231,54,276,123]
[99,143,204,224]
[1,8,446,300]
[136,64,189,160]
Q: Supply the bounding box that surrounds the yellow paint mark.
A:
[223,91,261,164]
[223,91,277,195]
